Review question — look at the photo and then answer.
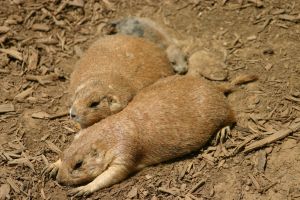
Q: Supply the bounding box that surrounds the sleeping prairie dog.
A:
[106,17,188,74]
[69,34,174,128]
[44,75,235,196]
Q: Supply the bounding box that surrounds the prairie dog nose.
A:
[69,107,77,119]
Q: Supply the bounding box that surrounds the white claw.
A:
[68,186,92,197]
[42,159,61,178]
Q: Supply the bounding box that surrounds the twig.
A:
[244,119,300,153]
[0,69,10,74]
[231,134,258,155]
[189,179,205,193]
[158,187,179,196]
[258,181,278,193]
[258,17,272,33]
[0,48,23,61]
[49,111,69,120]
[248,174,260,190]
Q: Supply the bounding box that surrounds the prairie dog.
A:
[44,75,235,196]
[107,17,188,74]
[69,35,174,128]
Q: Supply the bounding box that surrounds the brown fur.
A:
[217,74,258,94]
[69,35,174,128]
[47,75,235,195]
[107,17,188,74]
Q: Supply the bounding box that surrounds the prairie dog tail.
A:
[106,17,188,74]
[218,74,258,94]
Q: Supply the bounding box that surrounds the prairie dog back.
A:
[69,35,174,128]
[70,35,173,94]
[107,17,188,74]
[128,76,235,164]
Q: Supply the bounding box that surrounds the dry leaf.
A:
[68,0,84,7]
[31,111,50,119]
[27,48,39,70]
[278,14,300,23]
[45,141,62,154]
[8,158,36,172]
[0,184,10,200]
[0,104,15,113]
[0,26,10,34]
[127,187,138,199]
[0,48,23,61]
[31,23,50,32]
[6,178,20,194]
[264,63,273,71]
[14,88,33,101]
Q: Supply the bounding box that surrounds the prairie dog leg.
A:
[68,164,130,196]
[42,159,62,178]
[216,126,231,156]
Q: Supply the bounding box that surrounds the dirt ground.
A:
[0,0,300,199]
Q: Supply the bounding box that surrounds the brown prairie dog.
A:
[69,35,174,128]
[107,17,188,74]
[45,75,235,196]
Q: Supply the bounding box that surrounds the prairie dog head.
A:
[56,133,114,186]
[70,79,133,128]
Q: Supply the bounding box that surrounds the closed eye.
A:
[90,101,100,108]
[74,160,83,170]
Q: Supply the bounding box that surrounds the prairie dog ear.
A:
[107,95,122,112]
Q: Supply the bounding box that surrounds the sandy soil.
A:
[0,0,300,199]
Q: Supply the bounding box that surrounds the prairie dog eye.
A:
[90,101,100,108]
[171,61,177,65]
[74,160,83,170]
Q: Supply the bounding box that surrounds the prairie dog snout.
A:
[48,75,235,196]
[69,35,174,128]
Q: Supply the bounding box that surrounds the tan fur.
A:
[217,74,258,94]
[107,17,188,74]
[48,76,235,195]
[69,35,174,128]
